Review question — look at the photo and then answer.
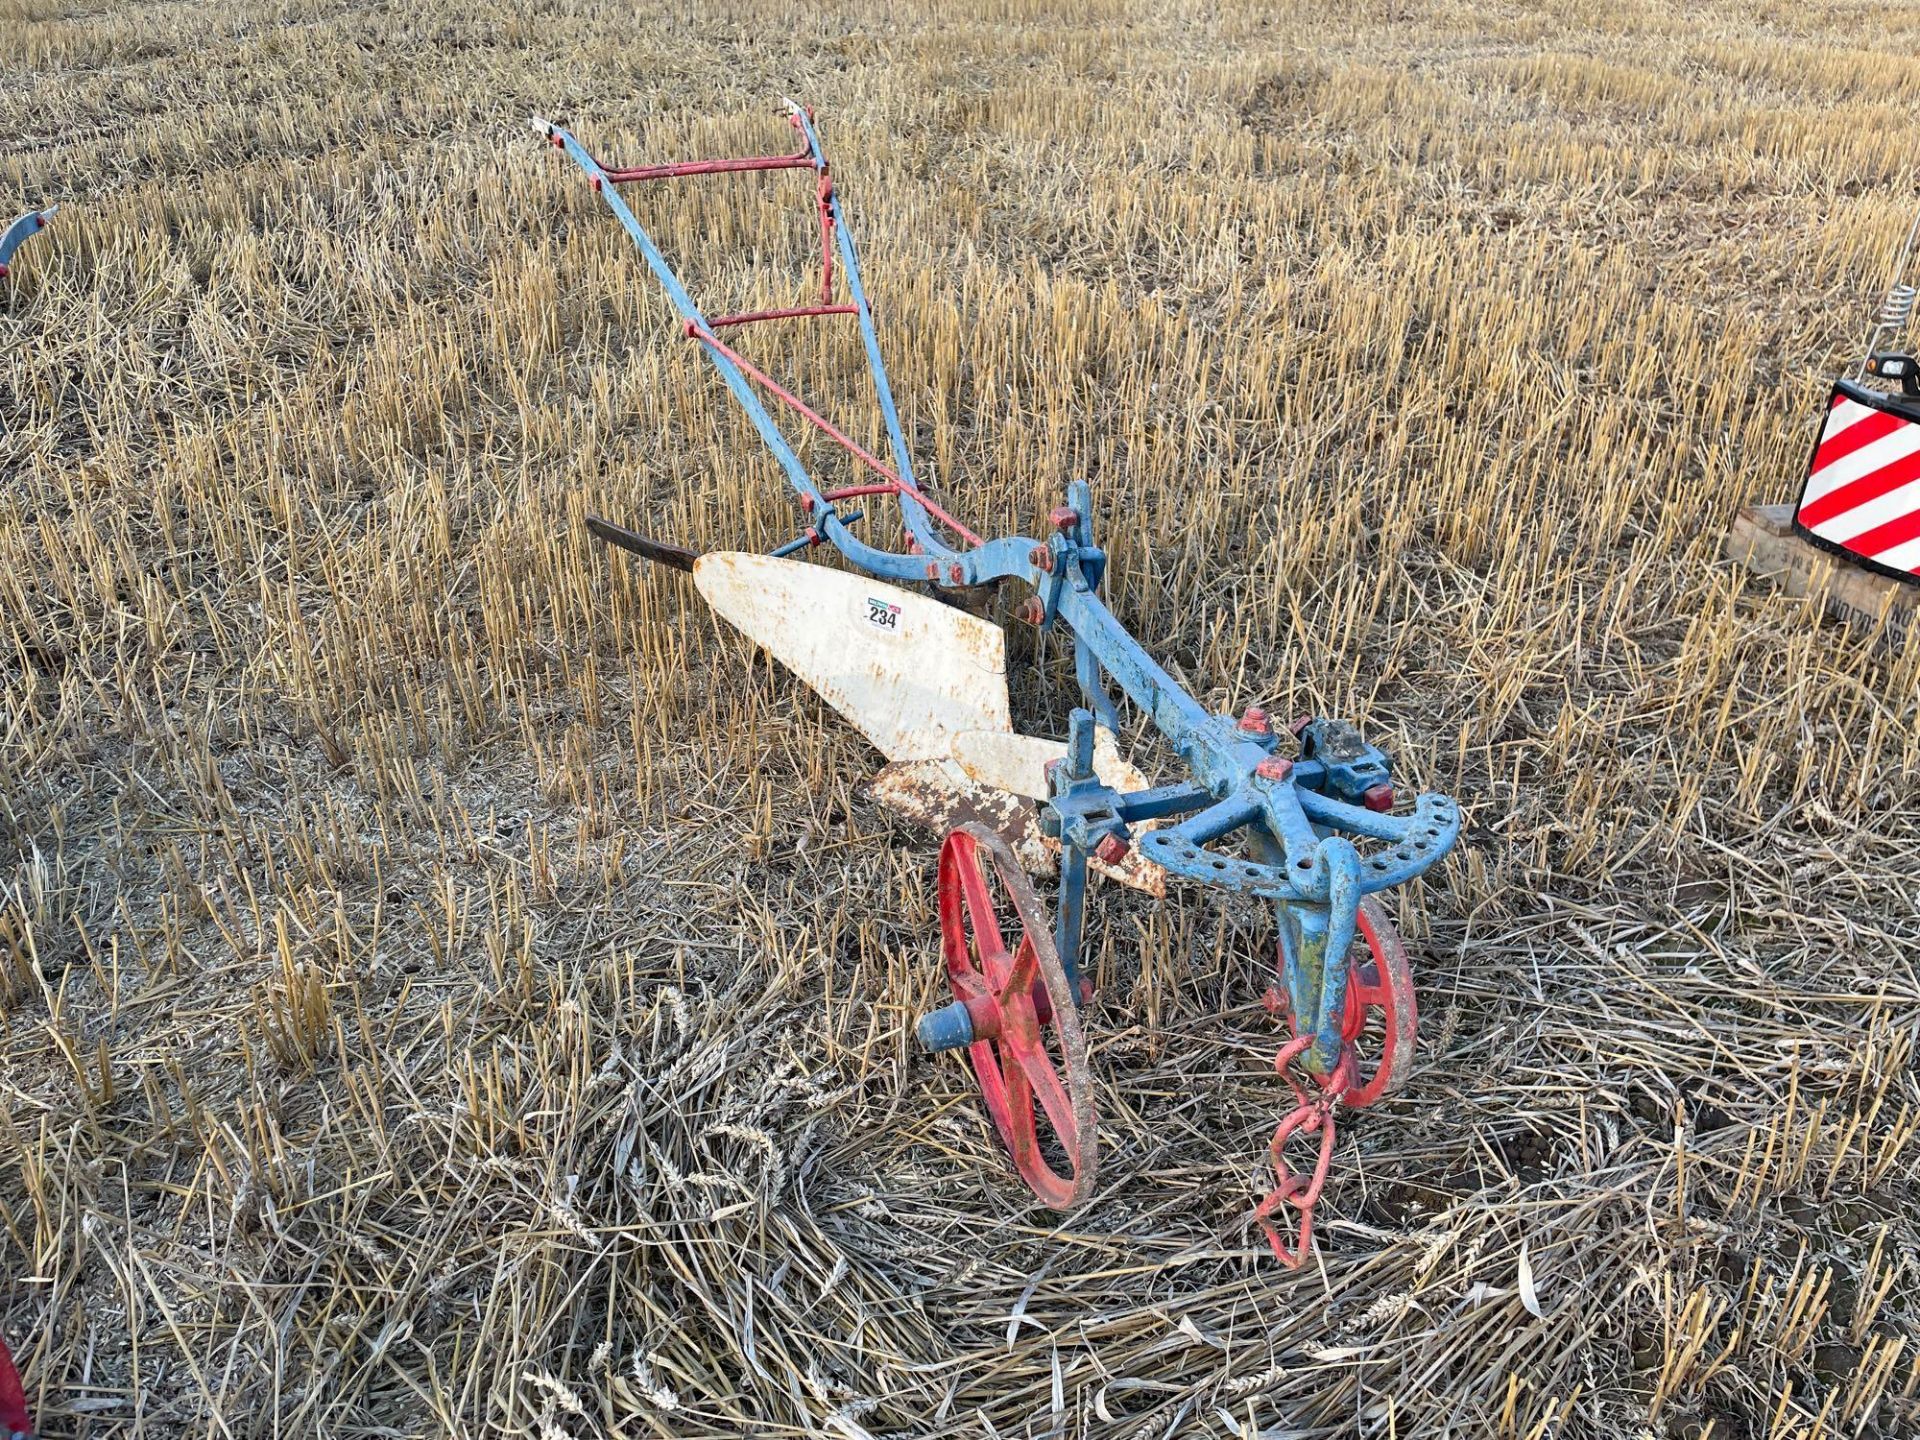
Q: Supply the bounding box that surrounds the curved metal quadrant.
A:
[0,206,56,281]
[537,102,1462,1259]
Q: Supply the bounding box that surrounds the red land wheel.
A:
[1267,895,1417,1108]
[0,1331,30,1440]
[938,822,1097,1208]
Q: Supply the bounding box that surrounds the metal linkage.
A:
[539,104,1463,1264]
[0,206,56,281]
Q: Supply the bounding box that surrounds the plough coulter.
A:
[535,103,1462,1263]
[0,206,55,282]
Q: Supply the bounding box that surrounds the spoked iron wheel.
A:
[1269,895,1417,1107]
[938,822,1097,1208]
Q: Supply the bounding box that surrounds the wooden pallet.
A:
[1726,503,1917,645]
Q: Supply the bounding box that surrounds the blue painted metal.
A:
[770,508,863,558]
[916,1001,975,1052]
[537,106,1462,1079]
[0,206,56,278]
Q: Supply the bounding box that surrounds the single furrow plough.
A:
[0,206,55,282]
[534,103,1461,1263]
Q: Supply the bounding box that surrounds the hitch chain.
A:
[1253,1033,1356,1268]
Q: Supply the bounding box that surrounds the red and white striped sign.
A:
[1795,383,1920,584]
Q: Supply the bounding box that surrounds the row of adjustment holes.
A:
[1156,839,1279,881]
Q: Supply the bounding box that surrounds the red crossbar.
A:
[604,152,814,183]
[707,304,858,329]
[688,323,985,548]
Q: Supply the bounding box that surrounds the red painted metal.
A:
[1254,1035,1354,1267]
[592,134,815,184]
[938,823,1096,1208]
[0,1333,31,1439]
[815,168,836,305]
[706,304,860,329]
[1264,896,1417,1108]
[823,483,907,503]
[687,322,987,546]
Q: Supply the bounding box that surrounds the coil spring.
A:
[1878,283,1917,329]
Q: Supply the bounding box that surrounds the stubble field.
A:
[2,0,1918,1435]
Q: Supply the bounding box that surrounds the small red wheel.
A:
[1268,896,1417,1108]
[938,822,1097,1208]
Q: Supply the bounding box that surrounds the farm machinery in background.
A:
[0,207,55,282]
[1730,202,1920,635]
[534,103,1461,1264]
[1793,205,1920,586]
[0,206,54,1440]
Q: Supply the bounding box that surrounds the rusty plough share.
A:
[0,207,55,282]
[536,103,1461,1263]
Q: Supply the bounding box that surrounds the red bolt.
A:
[906,538,921,555]
[1238,706,1271,735]
[1361,784,1395,814]
[800,494,815,512]
[1049,505,1080,532]
[591,175,603,192]
[1094,834,1129,865]
[1289,714,1312,738]
[1020,597,1046,626]
[1256,757,1293,782]
[948,563,964,585]
[926,562,941,582]
[1030,544,1053,572]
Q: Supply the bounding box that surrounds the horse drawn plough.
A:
[534,103,1462,1263]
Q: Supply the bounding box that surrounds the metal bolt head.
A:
[926,561,941,582]
[1020,597,1047,626]
[1238,706,1271,735]
[1361,784,1395,813]
[1029,544,1053,571]
[1049,505,1080,532]
[948,563,964,584]
[1094,833,1128,865]
[1256,757,1293,783]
